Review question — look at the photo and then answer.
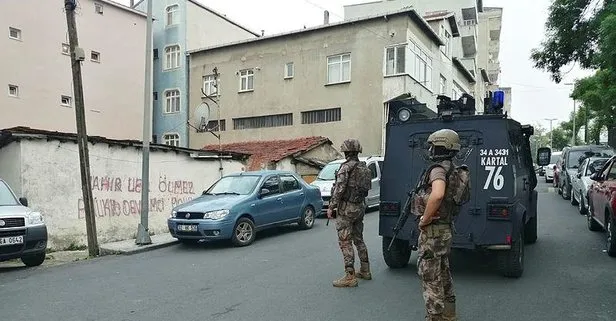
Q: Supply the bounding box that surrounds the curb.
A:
[99,240,180,256]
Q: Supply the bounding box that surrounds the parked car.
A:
[586,155,616,257]
[0,179,48,267]
[570,157,610,214]
[544,151,562,183]
[309,156,384,215]
[558,145,615,200]
[167,170,323,247]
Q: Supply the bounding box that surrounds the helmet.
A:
[340,139,362,153]
[427,129,461,151]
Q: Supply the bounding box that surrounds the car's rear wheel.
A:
[231,217,256,247]
[382,236,412,268]
[587,201,602,231]
[21,252,46,267]
[298,206,315,230]
[498,228,524,278]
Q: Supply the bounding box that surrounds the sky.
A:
[117,0,595,132]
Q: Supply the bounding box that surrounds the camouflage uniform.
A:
[417,129,462,321]
[329,139,371,287]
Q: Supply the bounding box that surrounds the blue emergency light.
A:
[492,90,505,109]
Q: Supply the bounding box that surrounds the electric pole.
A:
[64,0,99,257]
[136,0,153,245]
[572,100,577,145]
[545,118,557,149]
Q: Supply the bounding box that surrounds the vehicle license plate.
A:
[0,235,24,246]
[178,224,197,232]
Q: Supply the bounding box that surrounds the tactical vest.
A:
[411,160,456,225]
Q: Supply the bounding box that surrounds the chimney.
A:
[324,10,330,24]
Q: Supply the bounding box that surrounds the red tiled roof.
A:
[203,136,332,171]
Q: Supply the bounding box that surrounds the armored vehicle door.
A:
[409,129,484,246]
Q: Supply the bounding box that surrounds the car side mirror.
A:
[19,197,28,207]
[536,147,551,166]
[259,188,270,197]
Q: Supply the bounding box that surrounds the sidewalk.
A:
[99,233,179,256]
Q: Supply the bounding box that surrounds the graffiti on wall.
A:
[77,175,198,219]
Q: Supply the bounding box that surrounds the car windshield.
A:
[568,149,615,169]
[205,175,261,195]
[586,158,609,176]
[0,181,19,206]
[317,163,342,180]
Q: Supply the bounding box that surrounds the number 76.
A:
[484,166,504,190]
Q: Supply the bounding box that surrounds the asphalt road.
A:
[1,179,615,321]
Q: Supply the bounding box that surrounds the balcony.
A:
[459,20,478,57]
[488,61,500,84]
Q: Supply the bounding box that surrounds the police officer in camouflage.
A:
[327,138,371,287]
[417,129,461,321]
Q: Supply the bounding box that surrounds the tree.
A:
[531,1,616,147]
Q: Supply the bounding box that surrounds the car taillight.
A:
[487,205,510,220]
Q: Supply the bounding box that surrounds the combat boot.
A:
[332,269,358,287]
[356,261,372,280]
[442,302,456,321]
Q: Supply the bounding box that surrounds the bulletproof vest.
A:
[412,160,456,225]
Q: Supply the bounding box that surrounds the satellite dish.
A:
[194,103,210,132]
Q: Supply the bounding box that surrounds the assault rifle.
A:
[326,169,340,226]
[387,168,426,251]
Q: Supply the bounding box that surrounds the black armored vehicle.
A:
[379,94,551,278]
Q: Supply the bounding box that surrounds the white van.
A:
[311,156,384,215]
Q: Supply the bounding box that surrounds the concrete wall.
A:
[1,139,245,250]
[185,1,258,51]
[1,0,146,141]
[188,14,443,156]
[0,143,22,196]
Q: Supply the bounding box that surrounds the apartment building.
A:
[1,0,146,141]
[344,0,506,114]
[186,8,475,155]
[132,0,260,148]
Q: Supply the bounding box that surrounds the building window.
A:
[61,95,72,107]
[164,89,180,113]
[91,51,100,62]
[301,108,341,124]
[166,4,179,26]
[327,53,351,84]
[439,75,446,94]
[164,45,181,70]
[408,42,433,90]
[440,25,452,57]
[203,75,218,96]
[284,62,294,78]
[62,43,70,55]
[239,69,254,92]
[9,27,21,40]
[163,133,180,146]
[206,120,226,131]
[8,85,19,97]
[385,45,406,76]
[233,113,293,130]
[94,2,103,14]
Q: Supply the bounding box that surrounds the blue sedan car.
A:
[167,170,323,247]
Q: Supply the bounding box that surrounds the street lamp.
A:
[564,82,577,145]
[544,118,557,149]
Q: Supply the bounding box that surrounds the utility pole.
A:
[64,0,99,257]
[584,104,589,144]
[572,100,577,145]
[545,118,557,149]
[214,67,223,178]
[136,0,153,245]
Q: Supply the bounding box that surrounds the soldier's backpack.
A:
[412,161,471,218]
[343,161,373,203]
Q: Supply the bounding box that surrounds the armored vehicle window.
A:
[368,163,378,179]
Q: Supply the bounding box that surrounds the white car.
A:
[544,151,562,183]
[570,156,610,214]
[310,156,383,215]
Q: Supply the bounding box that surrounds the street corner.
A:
[99,233,179,256]
[0,249,89,270]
